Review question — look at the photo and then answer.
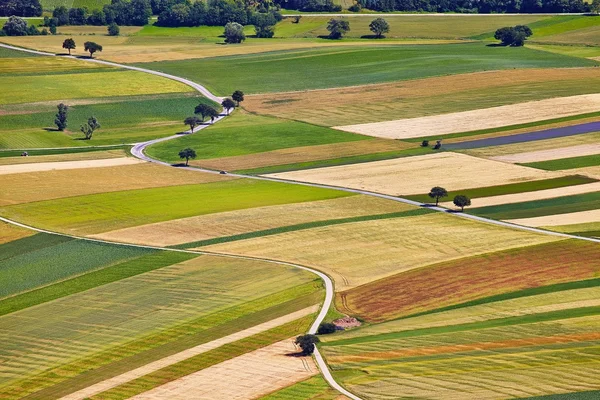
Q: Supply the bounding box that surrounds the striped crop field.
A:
[0,255,322,399]
[337,240,600,322]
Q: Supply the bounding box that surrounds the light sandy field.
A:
[267,152,559,196]
[491,144,600,163]
[194,140,412,172]
[92,196,412,246]
[60,306,318,400]
[0,221,34,244]
[334,94,600,139]
[245,68,600,127]
[571,166,600,179]
[0,157,143,175]
[204,213,561,290]
[440,182,600,209]
[130,339,317,400]
[506,209,600,227]
[0,149,127,166]
[0,163,231,206]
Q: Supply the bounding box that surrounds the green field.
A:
[405,175,597,203]
[0,233,153,298]
[135,43,597,95]
[146,112,368,162]
[0,179,353,234]
[259,375,342,399]
[39,0,110,10]
[522,154,600,171]
[469,191,600,220]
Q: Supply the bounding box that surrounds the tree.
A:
[2,16,28,36]
[62,38,76,55]
[326,18,350,39]
[50,24,57,35]
[453,194,471,212]
[369,17,389,38]
[87,9,106,25]
[221,98,235,115]
[194,103,218,122]
[317,323,337,334]
[68,7,88,25]
[107,23,120,36]
[80,116,100,140]
[494,25,532,46]
[52,6,69,25]
[206,106,219,123]
[0,0,42,17]
[428,186,448,206]
[178,147,196,166]
[84,41,103,57]
[592,0,600,14]
[54,103,68,131]
[295,334,320,355]
[224,22,246,44]
[184,116,202,132]
[232,90,244,106]
[253,12,276,38]
[421,140,429,147]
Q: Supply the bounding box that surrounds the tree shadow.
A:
[360,34,385,39]
[172,162,188,167]
[284,351,307,357]
[316,35,338,40]
[486,43,506,47]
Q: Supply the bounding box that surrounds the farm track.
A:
[1,41,599,400]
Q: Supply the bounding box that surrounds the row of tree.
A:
[47,0,152,27]
[428,186,471,211]
[61,38,104,57]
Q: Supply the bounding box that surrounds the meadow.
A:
[522,154,600,171]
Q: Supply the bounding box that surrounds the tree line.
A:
[355,0,591,13]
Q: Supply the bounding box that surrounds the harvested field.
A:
[92,196,411,247]
[0,149,127,166]
[491,144,600,164]
[267,152,559,196]
[506,209,600,227]
[0,163,231,206]
[447,121,600,150]
[572,166,600,179]
[334,94,600,139]
[0,157,143,175]
[193,140,413,172]
[440,182,600,209]
[336,240,600,322]
[129,339,317,400]
[0,221,34,245]
[245,68,600,127]
[204,213,561,290]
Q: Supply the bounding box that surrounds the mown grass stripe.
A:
[322,306,600,347]
[171,208,434,249]
[521,154,600,171]
[0,251,193,317]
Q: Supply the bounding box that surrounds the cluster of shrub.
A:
[349,0,591,13]
[0,15,48,36]
[494,25,533,46]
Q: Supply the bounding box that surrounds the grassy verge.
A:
[172,208,433,249]
[0,145,132,157]
[404,175,597,203]
[521,154,600,171]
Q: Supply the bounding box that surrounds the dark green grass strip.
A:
[523,390,600,399]
[469,191,600,220]
[0,232,72,261]
[402,111,600,143]
[235,147,435,175]
[90,315,315,400]
[394,277,600,323]
[171,208,434,249]
[0,251,195,317]
[21,283,322,400]
[404,175,597,203]
[0,145,131,158]
[323,306,600,347]
[521,154,600,171]
[569,230,600,238]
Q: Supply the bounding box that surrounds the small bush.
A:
[421,140,429,147]
[107,23,120,36]
[317,322,337,334]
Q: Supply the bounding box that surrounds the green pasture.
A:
[0,255,320,398]
[135,43,597,95]
[522,154,600,171]
[0,94,213,149]
[0,47,42,58]
[0,179,353,234]
[548,221,600,238]
[39,0,110,10]
[469,191,600,220]
[136,24,255,37]
[405,175,597,203]
[529,44,600,59]
[0,145,130,157]
[0,233,153,298]
[146,112,368,162]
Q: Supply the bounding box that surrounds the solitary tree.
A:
[184,116,202,132]
[494,25,532,46]
[107,22,120,36]
[178,148,196,166]
[327,18,350,39]
[369,17,389,38]
[221,98,235,115]
[194,103,218,122]
[84,41,102,57]
[232,90,244,106]
[62,38,76,55]
[54,103,68,131]
[428,186,448,206]
[224,22,245,44]
[295,334,320,355]
[2,16,28,36]
[317,323,337,335]
[80,116,100,140]
[453,195,471,212]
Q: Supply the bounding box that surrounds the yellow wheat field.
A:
[0,157,143,175]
